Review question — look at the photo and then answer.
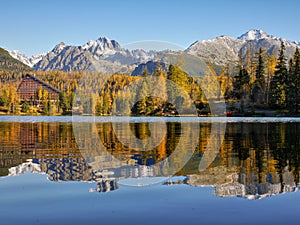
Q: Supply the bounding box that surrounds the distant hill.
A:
[0,48,32,72]
[131,61,168,76]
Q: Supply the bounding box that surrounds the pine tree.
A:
[294,48,300,113]
[269,42,288,109]
[233,67,250,100]
[59,91,70,113]
[287,48,300,114]
[21,100,30,113]
[232,66,250,112]
[253,48,266,105]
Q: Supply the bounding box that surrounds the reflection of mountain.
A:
[186,166,298,200]
[1,121,300,198]
[8,159,119,193]
[165,165,299,200]
[7,159,159,192]
[8,160,42,176]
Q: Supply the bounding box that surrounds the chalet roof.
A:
[18,73,61,94]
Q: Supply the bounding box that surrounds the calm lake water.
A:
[0,116,300,225]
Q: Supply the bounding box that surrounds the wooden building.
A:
[17,74,60,102]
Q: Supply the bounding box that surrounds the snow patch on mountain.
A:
[186,29,300,65]
[8,50,45,67]
[34,36,159,73]
[9,29,300,72]
[238,29,270,40]
[186,35,243,65]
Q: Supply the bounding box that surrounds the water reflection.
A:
[0,121,299,198]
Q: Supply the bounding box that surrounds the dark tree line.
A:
[230,42,300,114]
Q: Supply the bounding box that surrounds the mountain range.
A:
[4,29,300,75]
[186,29,299,66]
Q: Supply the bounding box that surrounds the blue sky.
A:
[1,0,300,56]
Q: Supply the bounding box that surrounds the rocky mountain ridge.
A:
[5,29,300,73]
[186,29,300,65]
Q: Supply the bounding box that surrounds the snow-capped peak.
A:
[30,53,45,65]
[82,37,121,50]
[238,29,269,41]
[8,49,45,67]
[52,42,67,54]
[8,50,31,66]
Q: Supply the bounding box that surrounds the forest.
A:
[0,42,299,116]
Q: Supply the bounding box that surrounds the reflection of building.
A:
[0,122,79,177]
[1,121,300,198]
[20,123,36,150]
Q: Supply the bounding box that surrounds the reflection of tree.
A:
[130,123,151,140]
[251,124,268,183]
[0,122,80,176]
[96,122,181,166]
[268,123,300,186]
[1,121,300,198]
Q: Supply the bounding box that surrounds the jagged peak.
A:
[97,36,111,43]
[52,42,67,54]
[216,35,234,39]
[238,29,270,40]
[189,35,238,48]
[55,42,67,47]
[83,36,121,50]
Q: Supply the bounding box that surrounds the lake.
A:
[0,116,300,225]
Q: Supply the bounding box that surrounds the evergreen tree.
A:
[287,48,300,114]
[98,94,110,115]
[270,42,288,108]
[21,100,30,113]
[253,48,266,105]
[233,67,250,100]
[59,91,70,113]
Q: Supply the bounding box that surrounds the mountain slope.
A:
[238,31,299,61]
[8,50,44,67]
[8,29,299,73]
[186,29,300,65]
[34,37,157,73]
[186,36,242,65]
[0,48,32,71]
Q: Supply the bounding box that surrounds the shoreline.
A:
[0,115,300,123]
